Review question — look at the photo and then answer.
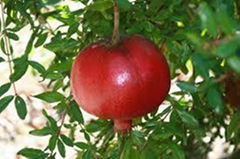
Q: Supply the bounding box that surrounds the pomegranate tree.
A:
[71,35,170,132]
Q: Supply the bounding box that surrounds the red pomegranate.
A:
[71,35,170,132]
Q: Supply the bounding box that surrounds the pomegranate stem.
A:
[111,0,120,45]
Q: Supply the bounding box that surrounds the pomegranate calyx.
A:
[114,119,132,133]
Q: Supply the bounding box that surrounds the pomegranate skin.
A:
[71,35,170,121]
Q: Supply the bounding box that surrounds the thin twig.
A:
[46,20,55,35]
[56,110,67,136]
[0,2,18,96]
[203,37,231,49]
[48,110,67,158]
[111,0,120,45]
[215,72,232,83]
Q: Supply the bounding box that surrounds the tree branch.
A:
[0,2,18,96]
[111,0,120,45]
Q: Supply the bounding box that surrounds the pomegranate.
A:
[71,35,170,132]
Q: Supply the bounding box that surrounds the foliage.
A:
[0,0,240,158]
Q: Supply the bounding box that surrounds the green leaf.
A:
[67,23,79,37]
[191,53,209,79]
[34,91,64,103]
[120,139,132,159]
[83,131,90,141]
[25,28,39,54]
[1,38,6,54]
[128,147,140,159]
[42,109,59,133]
[15,1,34,26]
[207,86,224,114]
[167,123,185,139]
[48,135,58,151]
[42,0,60,5]
[177,109,199,128]
[169,144,185,159]
[29,60,46,75]
[35,33,48,48]
[101,11,112,20]
[10,55,28,82]
[0,83,11,97]
[186,32,204,49]
[50,60,73,73]
[141,148,158,159]
[57,140,66,157]
[151,123,185,141]
[6,32,19,41]
[0,95,14,113]
[131,131,145,146]
[45,72,63,80]
[213,36,240,58]
[44,38,78,53]
[118,0,131,11]
[29,127,52,136]
[68,101,84,124]
[126,24,143,34]
[198,2,217,37]
[217,5,236,34]
[82,150,94,159]
[60,135,74,147]
[17,148,47,158]
[53,80,63,91]
[152,129,172,140]
[227,55,240,73]
[85,119,107,133]
[177,82,197,93]
[147,0,163,15]
[14,96,27,120]
[75,142,89,150]
[226,112,240,139]
[0,56,4,63]
[87,0,112,12]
